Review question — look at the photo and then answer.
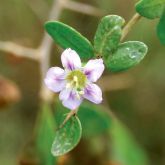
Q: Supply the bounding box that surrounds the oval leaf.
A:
[157,9,165,45]
[136,0,165,19]
[105,41,148,72]
[94,15,125,58]
[45,21,94,59]
[51,116,82,156]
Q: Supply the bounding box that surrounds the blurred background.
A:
[0,0,165,165]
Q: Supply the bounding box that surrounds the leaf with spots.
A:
[105,41,148,72]
[94,15,125,59]
[51,115,82,156]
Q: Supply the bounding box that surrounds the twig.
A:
[121,13,141,41]
[24,0,49,23]
[63,1,104,17]
[0,0,103,63]
[39,0,69,101]
[0,41,39,61]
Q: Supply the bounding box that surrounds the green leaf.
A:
[105,41,148,72]
[51,115,82,156]
[94,15,125,58]
[157,9,165,45]
[79,102,111,138]
[45,21,94,59]
[110,119,149,165]
[36,103,57,165]
[136,0,165,19]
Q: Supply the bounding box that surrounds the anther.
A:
[79,91,84,95]
[76,92,80,100]
[73,76,78,82]
[66,83,71,89]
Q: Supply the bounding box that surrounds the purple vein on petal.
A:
[67,62,75,70]
[84,69,92,78]
[84,85,92,96]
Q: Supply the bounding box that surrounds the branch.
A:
[0,41,39,61]
[38,0,69,101]
[63,1,104,17]
[59,108,78,129]
[121,13,141,41]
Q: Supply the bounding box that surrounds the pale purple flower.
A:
[44,48,104,110]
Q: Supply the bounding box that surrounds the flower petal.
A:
[44,67,66,92]
[83,59,104,82]
[61,48,81,70]
[59,88,72,101]
[60,89,83,110]
[84,83,102,104]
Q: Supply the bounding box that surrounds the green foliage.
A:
[79,102,111,138]
[94,15,125,58]
[43,14,150,159]
[53,100,148,164]
[105,41,148,72]
[110,119,149,165]
[51,115,82,156]
[136,0,165,19]
[157,9,165,45]
[54,101,111,138]
[45,21,94,59]
[93,15,147,71]
[36,103,57,165]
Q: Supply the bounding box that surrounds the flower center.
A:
[66,70,87,89]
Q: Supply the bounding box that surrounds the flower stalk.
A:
[121,13,142,41]
[59,108,78,129]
